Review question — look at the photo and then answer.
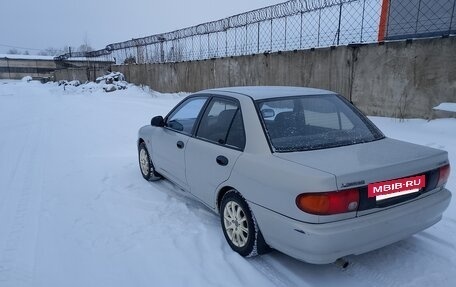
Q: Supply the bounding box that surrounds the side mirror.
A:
[261,108,275,118]
[151,116,164,127]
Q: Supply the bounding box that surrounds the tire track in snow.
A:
[0,115,46,286]
[393,234,456,267]
[444,217,456,225]
[0,128,31,284]
[151,179,299,286]
[415,230,455,250]
[342,232,456,287]
[343,258,404,287]
[249,256,300,287]
[140,179,315,287]
[0,127,31,211]
[126,178,284,287]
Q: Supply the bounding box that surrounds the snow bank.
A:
[55,73,134,94]
[94,72,128,92]
[21,75,33,82]
[433,102,456,113]
[53,77,187,98]
[96,71,125,83]
[58,80,81,87]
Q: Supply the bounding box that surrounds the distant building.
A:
[0,54,113,80]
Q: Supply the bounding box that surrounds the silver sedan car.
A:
[137,86,451,264]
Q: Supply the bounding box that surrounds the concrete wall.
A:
[112,37,455,118]
[60,37,455,118]
[352,38,456,118]
[113,47,352,96]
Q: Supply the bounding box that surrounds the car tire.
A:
[220,190,270,257]
[138,142,161,181]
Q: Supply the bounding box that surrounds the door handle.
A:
[176,141,184,149]
[216,155,229,166]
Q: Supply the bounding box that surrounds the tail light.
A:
[437,164,451,187]
[296,188,359,215]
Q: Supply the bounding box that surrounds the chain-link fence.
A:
[55,0,456,64]
[380,0,456,40]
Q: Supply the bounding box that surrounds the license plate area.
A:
[375,188,420,202]
[357,169,439,213]
[368,175,426,202]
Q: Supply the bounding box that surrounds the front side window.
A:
[257,94,384,152]
[166,97,207,135]
[197,98,245,150]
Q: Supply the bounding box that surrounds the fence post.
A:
[317,9,321,47]
[216,32,219,57]
[360,0,366,42]
[136,46,139,63]
[300,12,303,49]
[415,0,422,35]
[284,17,287,50]
[449,0,456,34]
[160,40,164,63]
[225,30,228,57]
[235,28,237,55]
[199,35,203,58]
[191,36,194,60]
[245,25,248,55]
[257,22,260,53]
[145,45,149,63]
[386,0,392,40]
[270,19,273,51]
[336,3,343,45]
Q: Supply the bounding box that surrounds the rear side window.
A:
[226,110,245,149]
[197,98,245,150]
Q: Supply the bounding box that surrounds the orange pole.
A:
[378,0,390,41]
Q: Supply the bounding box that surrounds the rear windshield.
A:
[256,95,384,152]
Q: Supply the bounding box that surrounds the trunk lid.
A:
[274,138,448,215]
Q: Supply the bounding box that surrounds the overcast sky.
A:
[0,0,285,54]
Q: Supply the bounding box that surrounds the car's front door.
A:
[185,97,245,208]
[152,96,208,189]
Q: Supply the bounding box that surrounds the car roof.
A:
[199,86,337,100]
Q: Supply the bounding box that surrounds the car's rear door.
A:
[152,96,208,189]
[185,97,245,208]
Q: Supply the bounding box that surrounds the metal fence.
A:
[381,0,456,40]
[55,0,456,64]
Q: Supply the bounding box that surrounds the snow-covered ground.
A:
[434,102,456,113]
[0,79,455,287]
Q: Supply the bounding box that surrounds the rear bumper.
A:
[250,188,451,264]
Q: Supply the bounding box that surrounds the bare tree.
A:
[38,47,64,56]
[77,44,94,53]
[78,33,94,54]
[7,48,20,54]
